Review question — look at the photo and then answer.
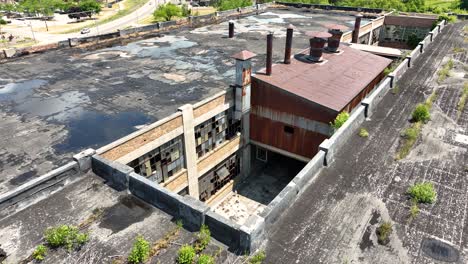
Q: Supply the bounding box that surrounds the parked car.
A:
[80,28,90,34]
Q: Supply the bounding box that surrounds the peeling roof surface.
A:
[254,45,392,111]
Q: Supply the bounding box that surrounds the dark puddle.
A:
[99,195,153,233]
[8,170,37,185]
[421,238,459,262]
[54,111,151,153]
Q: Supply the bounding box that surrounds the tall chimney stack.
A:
[306,31,331,62]
[266,32,273,75]
[284,25,294,64]
[229,21,234,38]
[325,24,347,52]
[351,13,363,44]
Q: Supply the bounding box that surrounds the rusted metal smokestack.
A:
[306,31,331,62]
[325,24,347,52]
[266,32,273,75]
[352,13,363,44]
[284,25,294,64]
[229,21,234,38]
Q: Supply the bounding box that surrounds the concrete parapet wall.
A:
[92,154,133,191]
[275,2,383,13]
[260,181,299,231]
[362,77,392,117]
[0,161,81,218]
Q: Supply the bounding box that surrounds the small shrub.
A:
[176,219,183,228]
[438,14,457,23]
[376,222,392,245]
[249,251,266,264]
[457,82,468,115]
[197,254,214,264]
[408,182,437,204]
[412,104,430,123]
[409,202,420,220]
[453,47,466,53]
[403,127,418,140]
[128,235,150,264]
[331,111,349,130]
[32,245,47,261]
[195,225,211,253]
[359,128,369,138]
[177,245,195,264]
[391,86,400,94]
[44,225,88,251]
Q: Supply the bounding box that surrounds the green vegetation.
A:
[408,182,437,203]
[44,225,89,251]
[153,3,182,22]
[177,245,196,264]
[407,33,423,49]
[359,128,369,138]
[0,18,6,34]
[376,222,393,245]
[412,103,430,122]
[195,225,211,253]
[249,251,266,264]
[128,235,150,264]
[437,59,454,83]
[197,254,215,264]
[216,0,253,11]
[391,85,400,94]
[457,82,468,116]
[453,46,466,53]
[409,201,420,220]
[331,111,350,130]
[32,245,47,261]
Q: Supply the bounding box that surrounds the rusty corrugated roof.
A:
[254,45,392,112]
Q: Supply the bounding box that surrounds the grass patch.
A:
[412,103,431,122]
[376,222,393,245]
[409,201,420,221]
[44,225,89,251]
[128,235,150,264]
[78,207,104,229]
[437,58,454,83]
[391,86,400,95]
[197,254,215,264]
[331,111,349,130]
[453,46,466,53]
[147,220,183,260]
[457,82,468,117]
[177,245,196,264]
[59,0,147,34]
[408,182,437,203]
[358,128,369,138]
[194,224,211,253]
[249,251,266,264]
[32,245,47,262]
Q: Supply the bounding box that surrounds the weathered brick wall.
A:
[197,136,240,174]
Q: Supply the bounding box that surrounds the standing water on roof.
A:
[108,35,197,58]
[54,111,152,154]
[0,80,47,102]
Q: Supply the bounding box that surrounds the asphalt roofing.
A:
[0,8,361,193]
[254,44,392,111]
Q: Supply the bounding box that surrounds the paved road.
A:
[265,21,468,264]
[3,0,161,45]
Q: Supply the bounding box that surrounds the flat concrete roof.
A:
[0,8,361,193]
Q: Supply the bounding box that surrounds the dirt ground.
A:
[265,21,468,264]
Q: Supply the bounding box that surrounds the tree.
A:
[216,0,253,11]
[79,0,101,18]
[153,3,181,22]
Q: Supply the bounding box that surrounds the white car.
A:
[80,28,90,34]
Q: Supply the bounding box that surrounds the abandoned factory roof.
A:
[254,44,392,112]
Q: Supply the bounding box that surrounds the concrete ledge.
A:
[261,181,299,231]
[361,77,391,117]
[205,210,241,249]
[73,148,96,172]
[92,154,133,191]
[128,172,209,231]
[0,161,80,216]
[291,150,325,188]
[239,214,265,252]
[319,105,366,165]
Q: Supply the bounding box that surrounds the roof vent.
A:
[306,31,332,62]
[325,24,348,53]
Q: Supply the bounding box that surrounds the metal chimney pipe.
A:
[351,13,363,43]
[307,32,332,62]
[266,32,273,75]
[229,21,234,38]
[325,24,347,52]
[284,25,294,64]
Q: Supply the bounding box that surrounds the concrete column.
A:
[178,104,199,199]
[367,24,374,45]
[231,50,257,179]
